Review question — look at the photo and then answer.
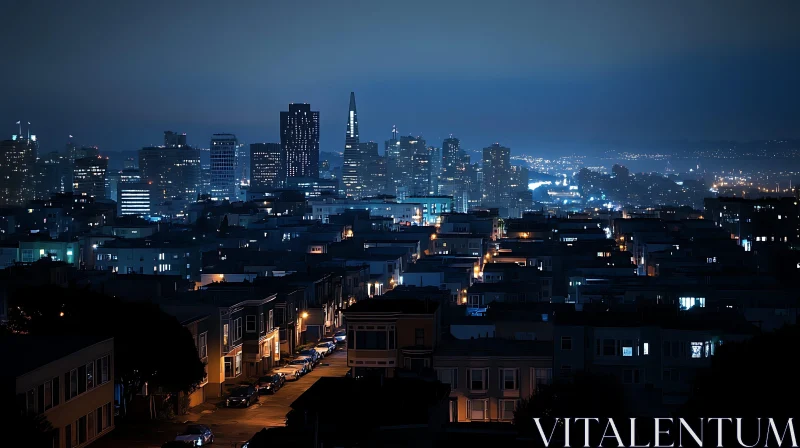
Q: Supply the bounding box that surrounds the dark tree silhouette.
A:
[218,215,229,235]
[514,372,629,443]
[5,286,205,412]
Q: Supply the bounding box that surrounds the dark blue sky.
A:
[2,0,799,156]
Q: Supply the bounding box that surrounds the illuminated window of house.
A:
[691,342,703,358]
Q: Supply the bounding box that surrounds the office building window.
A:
[561,336,572,350]
[499,399,518,420]
[437,368,458,388]
[467,399,489,421]
[500,368,519,390]
[643,342,650,355]
[468,368,488,391]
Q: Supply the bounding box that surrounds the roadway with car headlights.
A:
[93,349,349,447]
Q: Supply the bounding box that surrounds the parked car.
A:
[299,348,321,364]
[256,373,284,394]
[174,424,214,446]
[313,343,331,357]
[273,366,302,381]
[226,385,258,407]
[289,357,313,374]
[334,330,347,344]
[319,338,336,351]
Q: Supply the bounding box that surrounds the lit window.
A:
[467,399,488,421]
[691,342,703,358]
[643,342,649,355]
[622,347,633,357]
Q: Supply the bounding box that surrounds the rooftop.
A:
[435,337,552,358]
[344,298,439,314]
[0,335,112,379]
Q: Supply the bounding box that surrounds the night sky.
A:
[2,0,799,156]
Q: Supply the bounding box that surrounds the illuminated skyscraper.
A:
[482,143,511,208]
[250,143,283,189]
[210,133,237,201]
[341,92,363,198]
[0,132,38,206]
[139,133,201,202]
[73,156,108,199]
[281,103,319,180]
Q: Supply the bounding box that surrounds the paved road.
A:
[95,349,348,447]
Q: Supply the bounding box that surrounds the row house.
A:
[433,338,552,423]
[552,309,756,414]
[163,290,280,399]
[344,299,440,378]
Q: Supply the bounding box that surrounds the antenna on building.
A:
[16,120,21,136]
[392,125,397,140]
[27,122,31,140]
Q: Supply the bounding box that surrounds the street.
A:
[95,349,348,447]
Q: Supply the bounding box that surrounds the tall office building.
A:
[139,132,201,202]
[0,133,38,206]
[482,143,511,208]
[360,141,385,197]
[407,137,430,196]
[120,168,141,183]
[341,92,364,198]
[164,131,187,148]
[280,103,319,180]
[428,146,441,195]
[384,126,401,195]
[73,156,108,199]
[250,143,283,189]
[441,137,460,179]
[235,143,250,187]
[210,133,237,201]
[118,182,152,216]
[34,151,66,200]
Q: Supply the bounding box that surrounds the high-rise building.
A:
[281,103,320,180]
[342,92,364,198]
[250,143,283,189]
[210,133,238,201]
[34,151,66,200]
[120,168,141,183]
[386,132,427,197]
[428,146,441,195]
[73,156,108,199]
[441,137,460,179]
[235,143,250,188]
[360,141,385,197]
[0,133,38,206]
[118,182,152,216]
[139,133,201,202]
[482,143,511,208]
[164,131,187,148]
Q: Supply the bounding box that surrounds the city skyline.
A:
[2,1,799,154]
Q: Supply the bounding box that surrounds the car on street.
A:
[315,342,333,356]
[299,348,322,363]
[256,373,284,394]
[320,336,336,348]
[334,330,347,344]
[289,357,313,374]
[174,424,214,446]
[273,366,302,380]
[226,385,258,407]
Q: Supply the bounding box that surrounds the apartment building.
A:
[5,335,114,448]
[344,299,440,378]
[433,338,552,423]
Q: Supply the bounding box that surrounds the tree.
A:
[514,372,629,443]
[218,215,229,235]
[681,325,796,419]
[4,285,205,416]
